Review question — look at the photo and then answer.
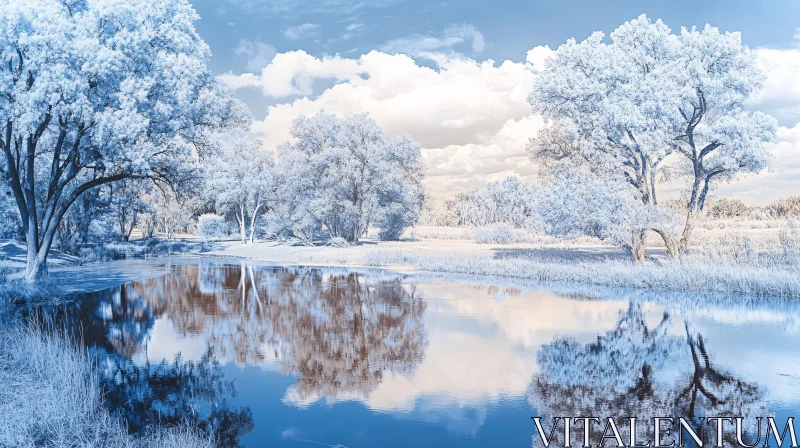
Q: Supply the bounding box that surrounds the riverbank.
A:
[197,224,800,299]
[2,222,798,299]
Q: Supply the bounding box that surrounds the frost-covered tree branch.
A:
[0,0,250,281]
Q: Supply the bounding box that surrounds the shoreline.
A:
[4,226,799,300]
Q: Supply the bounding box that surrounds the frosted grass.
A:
[364,250,800,298]
[0,324,213,447]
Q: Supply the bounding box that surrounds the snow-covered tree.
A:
[668,24,777,247]
[431,176,538,229]
[705,198,750,219]
[0,0,249,281]
[104,180,150,242]
[528,15,777,254]
[149,188,202,240]
[207,135,276,244]
[280,112,425,243]
[536,170,679,263]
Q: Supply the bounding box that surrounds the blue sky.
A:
[196,0,800,75]
[192,0,800,204]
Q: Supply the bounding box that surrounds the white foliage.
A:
[528,15,778,246]
[0,0,249,279]
[425,176,538,229]
[474,223,529,245]
[198,214,229,241]
[535,170,678,260]
[277,112,425,243]
[206,134,275,243]
[326,237,350,248]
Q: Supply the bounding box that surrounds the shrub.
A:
[376,207,413,241]
[327,237,351,248]
[750,209,772,220]
[474,223,528,245]
[706,198,750,219]
[765,195,800,218]
[198,214,230,241]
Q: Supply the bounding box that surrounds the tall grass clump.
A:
[0,324,213,447]
[0,276,67,306]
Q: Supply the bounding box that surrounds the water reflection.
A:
[102,348,254,446]
[40,262,429,445]
[27,261,800,447]
[118,263,429,404]
[529,303,767,447]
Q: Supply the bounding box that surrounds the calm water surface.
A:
[39,260,800,447]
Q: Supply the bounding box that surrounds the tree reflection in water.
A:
[37,262,428,445]
[529,302,767,447]
[101,348,254,447]
[115,263,429,404]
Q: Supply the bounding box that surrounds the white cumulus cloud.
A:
[750,46,800,126]
[220,40,799,203]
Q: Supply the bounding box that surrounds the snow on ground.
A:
[205,224,736,269]
[0,239,79,267]
[1,221,796,297]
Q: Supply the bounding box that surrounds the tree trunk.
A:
[238,205,247,244]
[249,202,261,244]
[624,231,647,264]
[653,229,680,260]
[24,227,57,283]
[681,172,705,251]
[681,209,698,251]
[24,251,47,282]
[124,210,136,242]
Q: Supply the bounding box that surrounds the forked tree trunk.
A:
[681,209,699,251]
[681,174,716,252]
[24,249,47,283]
[248,201,262,244]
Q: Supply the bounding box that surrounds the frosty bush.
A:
[705,198,751,219]
[750,209,772,220]
[423,176,538,229]
[327,237,351,248]
[376,203,418,241]
[198,214,230,241]
[535,171,679,263]
[779,219,800,264]
[474,224,528,245]
[765,195,800,218]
